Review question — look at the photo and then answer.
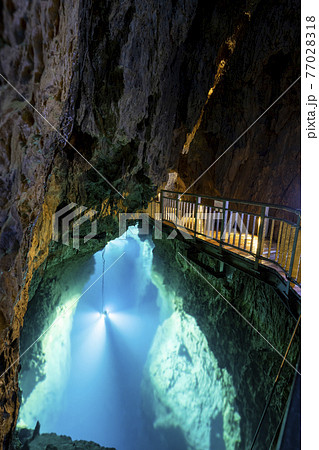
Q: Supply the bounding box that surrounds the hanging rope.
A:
[250,315,301,449]
[101,247,106,313]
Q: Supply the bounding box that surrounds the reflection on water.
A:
[19,227,239,449]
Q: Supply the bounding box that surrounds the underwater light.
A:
[101,309,109,319]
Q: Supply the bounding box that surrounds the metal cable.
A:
[101,247,106,313]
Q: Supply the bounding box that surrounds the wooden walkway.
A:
[146,190,301,297]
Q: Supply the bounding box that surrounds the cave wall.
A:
[0,0,300,446]
[177,0,300,208]
[0,1,81,445]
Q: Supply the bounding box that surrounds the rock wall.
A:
[0,1,81,445]
[0,0,300,447]
[177,0,301,208]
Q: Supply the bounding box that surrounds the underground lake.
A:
[16,226,299,450]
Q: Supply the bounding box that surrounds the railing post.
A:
[264,207,270,236]
[220,200,227,247]
[194,196,199,239]
[254,206,266,270]
[286,214,301,293]
[176,193,179,227]
[160,191,164,219]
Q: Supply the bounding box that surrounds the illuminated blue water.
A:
[19,227,230,449]
[52,232,162,449]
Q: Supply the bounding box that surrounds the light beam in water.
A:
[19,228,163,449]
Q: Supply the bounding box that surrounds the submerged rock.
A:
[151,235,300,448]
[143,311,241,450]
[22,432,115,450]
[15,423,116,450]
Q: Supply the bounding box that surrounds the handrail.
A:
[162,189,301,216]
[146,190,301,294]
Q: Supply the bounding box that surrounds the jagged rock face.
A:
[143,311,241,450]
[0,0,300,447]
[177,0,300,208]
[0,1,80,446]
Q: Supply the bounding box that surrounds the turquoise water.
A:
[49,232,163,449]
[19,228,234,449]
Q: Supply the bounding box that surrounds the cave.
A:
[0,1,301,450]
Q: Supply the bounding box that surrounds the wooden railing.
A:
[145,190,301,291]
